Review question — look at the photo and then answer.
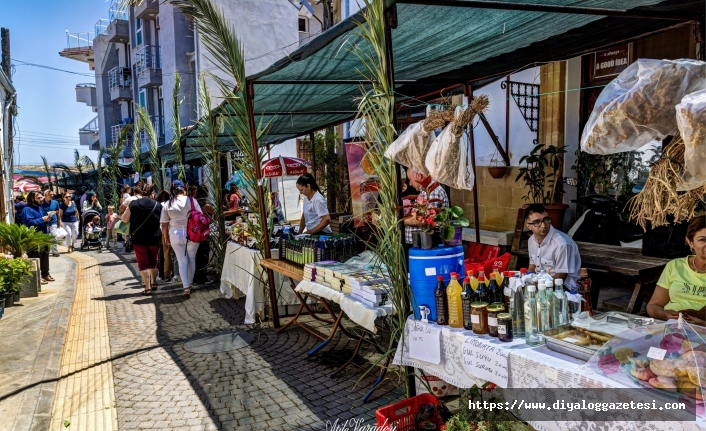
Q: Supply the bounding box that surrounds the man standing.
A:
[41,190,61,256]
[403,168,449,247]
[525,204,582,289]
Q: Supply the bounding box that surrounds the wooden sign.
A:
[593,44,631,80]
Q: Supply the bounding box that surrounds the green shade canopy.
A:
[177,0,700,151]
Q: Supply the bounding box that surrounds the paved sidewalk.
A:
[0,255,76,431]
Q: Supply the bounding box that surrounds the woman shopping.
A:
[21,191,53,284]
[647,215,706,325]
[296,173,331,234]
[58,192,80,252]
[121,184,162,295]
[160,180,201,299]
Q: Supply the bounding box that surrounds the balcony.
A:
[133,45,162,88]
[111,121,134,146]
[75,83,97,108]
[58,31,94,67]
[107,18,129,43]
[94,19,109,38]
[79,117,100,149]
[135,0,159,19]
[108,67,132,101]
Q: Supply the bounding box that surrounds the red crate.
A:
[376,393,440,431]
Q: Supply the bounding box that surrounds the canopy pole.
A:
[310,131,317,181]
[464,83,481,244]
[247,80,280,329]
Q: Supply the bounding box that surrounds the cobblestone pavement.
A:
[91,246,405,431]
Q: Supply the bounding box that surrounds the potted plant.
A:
[0,223,58,258]
[0,257,33,305]
[515,143,569,229]
[405,192,444,249]
[435,206,470,246]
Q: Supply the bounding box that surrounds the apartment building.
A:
[61,0,328,159]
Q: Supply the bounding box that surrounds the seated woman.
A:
[647,216,706,325]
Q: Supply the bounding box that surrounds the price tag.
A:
[564,337,579,343]
[488,317,498,327]
[647,346,667,360]
[462,337,509,388]
[425,267,437,276]
[409,321,442,364]
[471,314,480,324]
[545,367,558,381]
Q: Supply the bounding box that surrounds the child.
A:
[105,206,119,247]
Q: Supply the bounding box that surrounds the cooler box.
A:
[408,246,464,321]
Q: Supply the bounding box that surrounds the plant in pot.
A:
[515,142,569,230]
[435,206,470,246]
[405,194,442,250]
[0,223,58,258]
[0,257,32,306]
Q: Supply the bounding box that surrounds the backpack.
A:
[186,197,211,243]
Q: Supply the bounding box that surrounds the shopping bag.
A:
[113,220,130,235]
[54,226,68,240]
[424,107,475,190]
[581,58,706,155]
[675,89,706,191]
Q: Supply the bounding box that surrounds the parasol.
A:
[261,156,309,179]
[13,180,41,192]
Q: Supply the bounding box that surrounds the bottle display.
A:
[537,281,550,332]
[554,279,569,326]
[487,275,500,304]
[446,273,464,328]
[545,280,555,329]
[502,272,511,311]
[461,277,474,330]
[577,268,594,316]
[524,284,544,346]
[476,276,488,303]
[434,275,449,326]
[511,274,525,337]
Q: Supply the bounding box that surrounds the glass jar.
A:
[487,303,505,337]
[470,302,489,335]
[497,313,513,342]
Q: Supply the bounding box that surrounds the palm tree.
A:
[54,150,87,191]
[136,105,163,192]
[41,156,54,192]
[170,72,187,182]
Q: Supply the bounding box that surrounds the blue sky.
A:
[2,0,106,165]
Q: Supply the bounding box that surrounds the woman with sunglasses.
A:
[525,204,581,290]
[58,192,80,252]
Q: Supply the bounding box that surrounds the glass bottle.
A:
[434,275,448,326]
[476,276,488,303]
[545,280,556,329]
[279,228,289,261]
[537,281,550,332]
[524,284,544,346]
[493,266,503,286]
[511,275,525,337]
[468,270,479,291]
[446,273,464,328]
[577,268,594,316]
[488,275,501,305]
[554,278,569,327]
[461,277,474,330]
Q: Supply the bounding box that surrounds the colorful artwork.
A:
[345,142,380,227]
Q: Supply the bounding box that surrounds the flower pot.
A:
[412,231,422,248]
[420,232,435,250]
[443,226,464,247]
[488,166,508,179]
[545,203,569,230]
[3,292,14,307]
[13,291,19,303]
[0,297,5,318]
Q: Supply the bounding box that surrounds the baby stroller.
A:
[80,209,104,251]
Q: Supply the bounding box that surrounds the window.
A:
[298,17,308,33]
[135,18,143,46]
[138,89,147,108]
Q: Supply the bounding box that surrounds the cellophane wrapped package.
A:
[586,317,706,414]
[581,59,706,155]
[675,89,706,191]
[384,119,435,176]
[425,108,474,190]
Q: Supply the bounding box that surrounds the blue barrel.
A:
[409,246,464,321]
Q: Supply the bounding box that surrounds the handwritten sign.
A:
[462,337,509,388]
[409,321,442,364]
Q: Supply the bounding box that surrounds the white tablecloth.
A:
[295,280,395,333]
[393,317,704,431]
[220,243,298,324]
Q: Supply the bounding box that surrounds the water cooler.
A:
[409,246,464,321]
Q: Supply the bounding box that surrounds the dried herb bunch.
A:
[452,95,489,138]
[675,90,706,191]
[627,133,706,230]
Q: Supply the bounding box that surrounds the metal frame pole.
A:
[465,83,481,244]
[310,131,317,180]
[247,80,280,329]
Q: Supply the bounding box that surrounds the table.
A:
[513,242,670,313]
[219,243,299,324]
[393,317,704,431]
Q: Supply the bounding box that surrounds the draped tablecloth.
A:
[295,280,395,333]
[220,243,298,324]
[393,317,704,431]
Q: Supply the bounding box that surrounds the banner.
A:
[345,142,380,227]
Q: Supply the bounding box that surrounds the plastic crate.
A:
[375,393,439,431]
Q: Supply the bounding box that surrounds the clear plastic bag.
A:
[581,59,706,155]
[424,107,474,190]
[384,118,435,176]
[675,89,706,191]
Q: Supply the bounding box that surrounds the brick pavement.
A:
[91,247,405,431]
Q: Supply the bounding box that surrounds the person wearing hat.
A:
[82,191,103,213]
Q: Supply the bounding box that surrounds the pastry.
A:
[630,366,657,381]
[614,347,634,364]
[648,376,678,391]
[650,358,685,378]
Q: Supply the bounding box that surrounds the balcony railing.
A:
[80,116,99,134]
[65,31,92,50]
[108,66,131,91]
[133,45,161,74]
[111,121,134,146]
[109,0,128,21]
[94,19,109,38]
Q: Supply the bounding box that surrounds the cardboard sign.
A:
[409,321,442,364]
[462,337,510,388]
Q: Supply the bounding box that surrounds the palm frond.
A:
[136,105,163,192]
[170,72,187,182]
[132,118,143,178]
[41,156,54,192]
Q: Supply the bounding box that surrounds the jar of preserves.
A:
[470,302,489,335]
[487,303,505,337]
[497,313,513,342]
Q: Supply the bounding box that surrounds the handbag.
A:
[124,235,134,253]
[124,201,160,253]
[114,220,130,235]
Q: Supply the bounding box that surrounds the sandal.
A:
[183,288,191,299]
[143,288,152,295]
[40,278,49,285]
[151,283,157,292]
[45,275,55,282]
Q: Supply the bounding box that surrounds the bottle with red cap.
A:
[434,275,449,325]
[461,277,474,330]
[476,275,488,304]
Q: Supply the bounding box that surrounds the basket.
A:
[375,393,439,431]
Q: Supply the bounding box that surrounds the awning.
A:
[180,0,701,149]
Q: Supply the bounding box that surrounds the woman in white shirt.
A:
[160,180,201,299]
[296,174,331,234]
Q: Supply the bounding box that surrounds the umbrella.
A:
[261,156,309,179]
[14,180,41,192]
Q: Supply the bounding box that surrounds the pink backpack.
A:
[187,197,211,243]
